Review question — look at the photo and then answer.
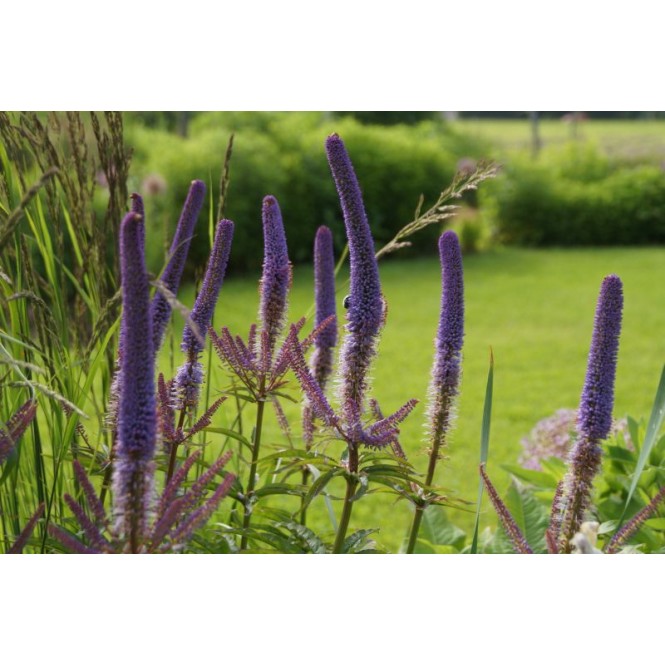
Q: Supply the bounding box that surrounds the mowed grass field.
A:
[170,246,665,551]
[456,117,665,161]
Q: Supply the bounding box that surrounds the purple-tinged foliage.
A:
[426,231,464,457]
[325,134,384,429]
[113,211,156,552]
[555,275,623,552]
[151,179,206,354]
[258,196,291,357]
[7,503,44,554]
[0,400,37,465]
[605,486,665,553]
[480,465,533,554]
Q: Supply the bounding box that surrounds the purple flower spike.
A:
[427,231,464,449]
[182,219,234,357]
[325,134,383,427]
[151,179,206,354]
[258,196,291,357]
[555,274,623,552]
[1,400,38,465]
[310,226,338,386]
[113,211,157,552]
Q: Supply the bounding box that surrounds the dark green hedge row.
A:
[482,145,665,246]
[125,113,490,274]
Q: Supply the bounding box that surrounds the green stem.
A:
[166,409,188,484]
[332,444,358,554]
[405,434,444,554]
[240,382,267,550]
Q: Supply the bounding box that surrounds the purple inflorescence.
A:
[554,274,623,551]
[151,179,205,354]
[311,225,337,387]
[427,231,464,448]
[181,219,234,358]
[258,196,292,358]
[325,134,383,429]
[0,400,38,465]
[113,211,157,550]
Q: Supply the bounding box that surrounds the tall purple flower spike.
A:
[325,134,383,428]
[258,195,292,359]
[311,226,337,388]
[113,211,157,552]
[151,179,206,354]
[174,219,234,411]
[427,231,464,451]
[553,274,623,552]
[303,226,337,444]
[0,400,38,465]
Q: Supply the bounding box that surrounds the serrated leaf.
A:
[301,468,344,511]
[343,529,378,553]
[349,474,369,502]
[420,506,466,549]
[538,456,567,480]
[606,445,635,463]
[254,483,303,499]
[276,521,328,554]
[644,517,665,530]
[501,479,549,553]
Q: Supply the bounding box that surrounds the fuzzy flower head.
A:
[325,134,383,427]
[151,179,206,354]
[258,196,292,357]
[181,219,234,358]
[427,231,464,443]
[553,274,623,552]
[314,225,337,352]
[113,211,157,550]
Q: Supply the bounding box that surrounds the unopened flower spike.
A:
[325,133,383,429]
[151,179,206,354]
[554,274,623,552]
[113,211,157,553]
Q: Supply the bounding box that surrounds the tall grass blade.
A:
[471,348,494,553]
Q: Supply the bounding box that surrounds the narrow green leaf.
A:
[471,348,493,554]
[301,468,344,512]
[622,365,665,521]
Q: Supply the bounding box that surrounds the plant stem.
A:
[240,381,267,550]
[166,409,188,484]
[332,444,359,554]
[405,438,443,554]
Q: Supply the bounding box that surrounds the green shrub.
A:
[126,113,491,273]
[483,145,665,246]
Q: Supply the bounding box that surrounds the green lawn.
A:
[171,246,665,551]
[455,118,665,162]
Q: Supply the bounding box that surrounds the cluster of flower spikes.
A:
[287,134,417,457]
[209,195,336,434]
[49,201,235,554]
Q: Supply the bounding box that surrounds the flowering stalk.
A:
[406,231,464,553]
[239,196,292,549]
[0,400,38,465]
[151,179,206,354]
[553,275,623,553]
[112,211,156,553]
[301,226,337,525]
[325,134,392,552]
[167,219,234,482]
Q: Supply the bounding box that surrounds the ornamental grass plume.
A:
[151,179,206,353]
[551,274,623,553]
[112,210,157,552]
[0,400,37,465]
[405,230,464,553]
